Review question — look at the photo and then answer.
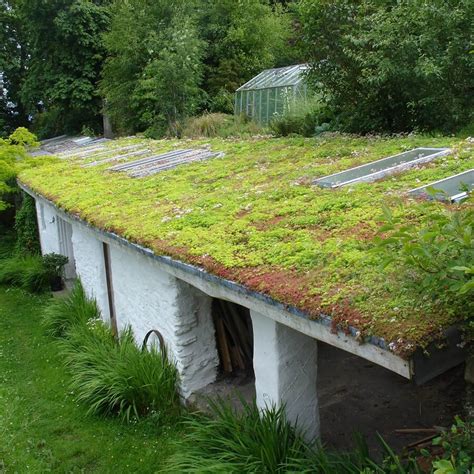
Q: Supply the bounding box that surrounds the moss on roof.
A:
[19,135,474,356]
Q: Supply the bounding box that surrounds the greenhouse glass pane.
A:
[260,89,268,124]
[275,88,284,115]
[234,92,241,115]
[314,148,451,188]
[409,169,474,203]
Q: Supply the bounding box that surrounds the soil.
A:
[191,342,467,459]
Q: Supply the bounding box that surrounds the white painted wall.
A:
[251,310,320,441]
[70,224,110,320]
[35,200,60,255]
[109,242,219,398]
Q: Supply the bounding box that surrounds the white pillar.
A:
[250,310,320,441]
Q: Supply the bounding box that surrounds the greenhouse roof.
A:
[19,135,473,357]
[236,64,308,91]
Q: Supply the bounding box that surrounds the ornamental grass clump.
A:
[0,252,67,292]
[42,279,100,337]
[165,397,314,473]
[166,397,423,473]
[61,320,180,423]
[0,255,50,292]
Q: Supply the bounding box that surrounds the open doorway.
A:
[191,298,255,409]
[212,298,254,381]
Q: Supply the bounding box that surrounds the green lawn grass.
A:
[0,285,181,473]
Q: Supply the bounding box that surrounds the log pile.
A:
[212,299,253,375]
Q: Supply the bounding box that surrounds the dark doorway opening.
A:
[211,299,254,381]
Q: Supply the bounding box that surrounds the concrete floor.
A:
[192,341,466,457]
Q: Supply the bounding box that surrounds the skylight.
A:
[313,148,451,188]
[408,169,473,203]
[109,148,224,177]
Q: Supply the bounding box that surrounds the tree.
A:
[17,0,110,137]
[297,0,474,133]
[199,0,296,112]
[102,0,204,136]
[0,1,29,136]
[0,127,38,213]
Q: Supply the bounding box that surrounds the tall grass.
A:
[166,398,313,473]
[61,320,181,423]
[42,280,100,337]
[165,397,424,473]
[181,113,265,138]
[0,255,51,292]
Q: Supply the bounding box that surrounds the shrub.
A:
[42,280,100,337]
[269,97,331,137]
[14,192,41,255]
[374,206,474,325]
[61,321,180,423]
[181,113,264,138]
[431,417,474,473]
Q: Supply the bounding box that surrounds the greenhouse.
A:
[234,64,308,125]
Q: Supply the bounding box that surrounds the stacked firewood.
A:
[212,299,253,375]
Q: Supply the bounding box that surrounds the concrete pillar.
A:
[250,310,320,441]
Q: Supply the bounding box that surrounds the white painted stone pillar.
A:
[250,310,320,441]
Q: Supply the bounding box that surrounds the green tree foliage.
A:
[0,1,29,136]
[16,0,110,137]
[297,0,474,133]
[101,0,204,136]
[0,127,37,211]
[199,0,296,113]
[102,0,296,133]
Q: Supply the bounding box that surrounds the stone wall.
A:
[109,242,219,397]
[70,225,110,320]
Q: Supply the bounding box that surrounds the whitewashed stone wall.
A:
[108,242,219,398]
[35,200,60,254]
[32,194,321,432]
[70,224,110,320]
[251,310,320,441]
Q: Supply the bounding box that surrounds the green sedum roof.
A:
[19,135,474,356]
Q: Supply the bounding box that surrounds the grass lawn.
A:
[0,285,180,473]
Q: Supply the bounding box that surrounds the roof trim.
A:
[236,64,308,92]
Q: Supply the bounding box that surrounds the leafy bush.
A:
[298,0,474,133]
[0,252,68,292]
[0,128,37,212]
[42,280,100,338]
[14,192,41,255]
[181,113,264,138]
[61,320,180,423]
[42,253,68,279]
[269,97,331,137]
[431,417,474,474]
[374,206,474,323]
[8,127,39,147]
